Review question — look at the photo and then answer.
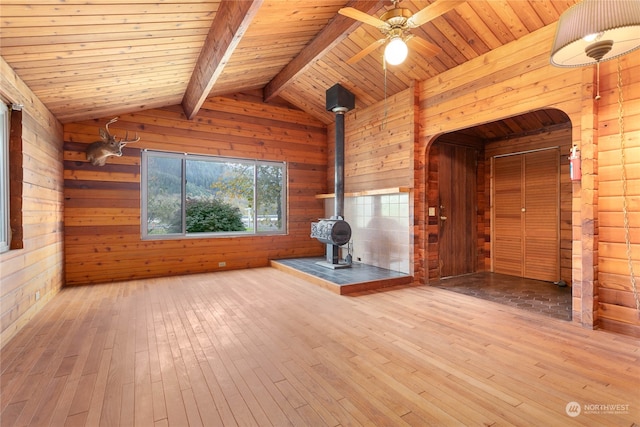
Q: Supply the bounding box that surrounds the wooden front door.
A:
[492,148,560,282]
[438,143,478,277]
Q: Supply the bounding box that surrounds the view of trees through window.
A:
[142,152,285,238]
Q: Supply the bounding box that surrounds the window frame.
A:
[0,103,10,253]
[141,150,287,240]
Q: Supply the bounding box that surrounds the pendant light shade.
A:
[384,37,408,65]
[550,0,640,67]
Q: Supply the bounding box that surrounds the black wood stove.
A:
[311,83,355,269]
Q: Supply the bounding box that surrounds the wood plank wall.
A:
[63,92,327,285]
[328,86,416,193]
[0,57,64,347]
[597,54,640,337]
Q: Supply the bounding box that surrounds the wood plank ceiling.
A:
[1,0,578,132]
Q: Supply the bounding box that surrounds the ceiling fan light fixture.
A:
[550,0,640,67]
[385,37,408,65]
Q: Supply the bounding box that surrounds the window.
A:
[0,103,9,253]
[141,150,286,239]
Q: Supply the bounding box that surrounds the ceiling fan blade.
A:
[339,7,390,30]
[406,0,465,28]
[406,35,442,57]
[347,38,386,64]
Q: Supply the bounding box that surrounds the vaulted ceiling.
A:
[1,0,579,130]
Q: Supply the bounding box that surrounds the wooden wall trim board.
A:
[63,96,327,285]
[0,56,65,348]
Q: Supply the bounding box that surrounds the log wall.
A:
[0,57,64,347]
[63,93,327,285]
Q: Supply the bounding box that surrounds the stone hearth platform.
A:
[270,257,413,295]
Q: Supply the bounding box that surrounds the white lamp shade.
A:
[384,37,408,65]
[551,0,640,67]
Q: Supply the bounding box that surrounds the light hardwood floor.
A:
[1,267,638,426]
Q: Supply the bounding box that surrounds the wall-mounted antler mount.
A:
[85,117,140,166]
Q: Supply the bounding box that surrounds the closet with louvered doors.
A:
[492,148,560,282]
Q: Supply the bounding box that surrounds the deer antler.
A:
[105,117,139,146]
[120,131,140,147]
[104,117,119,136]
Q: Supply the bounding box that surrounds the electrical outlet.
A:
[218,261,226,267]
[35,291,40,301]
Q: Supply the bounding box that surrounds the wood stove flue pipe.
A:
[333,106,347,219]
[325,83,355,220]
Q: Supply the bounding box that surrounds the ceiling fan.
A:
[339,0,464,65]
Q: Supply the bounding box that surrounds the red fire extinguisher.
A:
[569,145,581,181]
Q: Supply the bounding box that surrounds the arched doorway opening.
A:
[426,108,573,320]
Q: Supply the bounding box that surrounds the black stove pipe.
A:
[324,84,355,265]
[326,84,354,219]
[334,109,346,219]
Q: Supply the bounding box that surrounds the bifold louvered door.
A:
[492,148,560,282]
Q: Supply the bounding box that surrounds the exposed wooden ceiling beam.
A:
[263,0,383,103]
[182,0,264,120]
